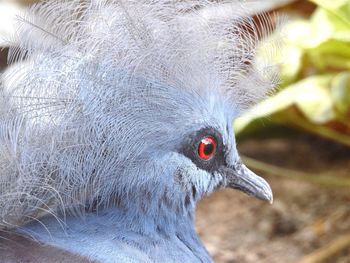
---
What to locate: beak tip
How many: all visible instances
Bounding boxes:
[222,163,274,204]
[252,180,273,204]
[260,189,273,204]
[268,195,273,204]
[263,185,273,204]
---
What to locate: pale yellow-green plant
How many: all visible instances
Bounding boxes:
[235,0,350,146]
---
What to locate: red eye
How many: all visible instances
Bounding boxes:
[198,136,217,160]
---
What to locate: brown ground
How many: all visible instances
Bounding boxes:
[197,133,350,263]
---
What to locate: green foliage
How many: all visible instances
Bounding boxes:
[235,0,350,146]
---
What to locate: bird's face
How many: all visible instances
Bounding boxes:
[141,90,273,209]
[169,124,273,205]
[106,84,272,219]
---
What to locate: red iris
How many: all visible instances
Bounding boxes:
[198,136,217,160]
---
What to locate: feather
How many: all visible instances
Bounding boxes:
[0,0,280,229]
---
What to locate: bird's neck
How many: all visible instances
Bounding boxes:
[22,205,212,262]
[108,190,196,235]
[21,190,212,262]
[93,207,211,262]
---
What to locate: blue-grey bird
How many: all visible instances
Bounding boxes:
[0,0,278,262]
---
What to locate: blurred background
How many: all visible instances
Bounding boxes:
[0,0,349,262]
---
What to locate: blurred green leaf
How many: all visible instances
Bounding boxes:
[331,72,350,114]
[308,40,350,70]
[311,0,349,8]
[310,0,350,29]
[310,8,350,42]
[283,20,326,49]
[278,45,304,84]
[236,0,350,146]
[235,75,335,133]
[293,75,335,123]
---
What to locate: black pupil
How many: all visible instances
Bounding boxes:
[204,142,214,156]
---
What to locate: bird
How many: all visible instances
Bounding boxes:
[0,0,278,262]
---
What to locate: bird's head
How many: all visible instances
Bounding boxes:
[107,83,273,222]
[3,0,279,231]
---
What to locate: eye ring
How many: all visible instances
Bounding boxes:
[198,136,217,161]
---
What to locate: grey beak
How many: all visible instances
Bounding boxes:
[220,162,273,203]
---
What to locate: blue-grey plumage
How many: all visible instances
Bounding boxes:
[0,0,278,262]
